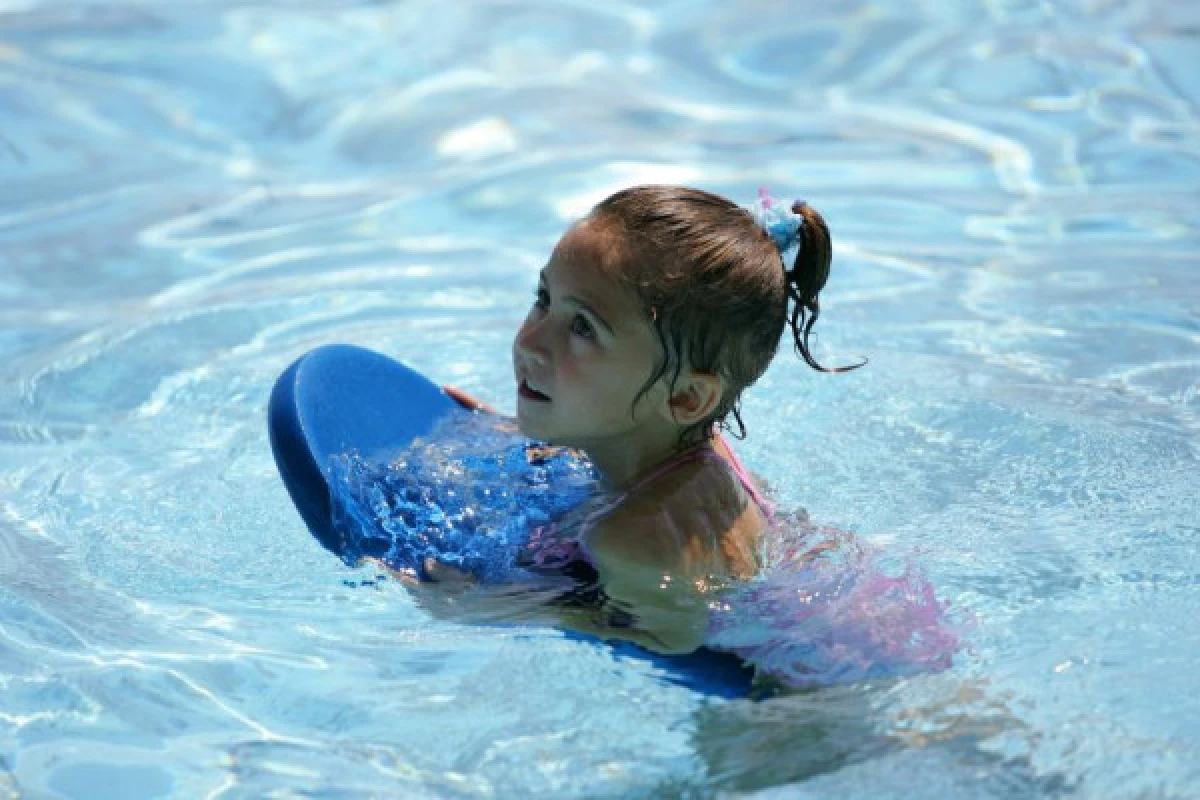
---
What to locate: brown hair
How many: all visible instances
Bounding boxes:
[588,185,860,446]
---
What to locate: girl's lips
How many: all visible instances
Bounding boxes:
[518,379,551,402]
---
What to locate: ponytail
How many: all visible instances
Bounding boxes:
[786,201,865,374]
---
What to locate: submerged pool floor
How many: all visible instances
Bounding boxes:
[0,1,1197,797]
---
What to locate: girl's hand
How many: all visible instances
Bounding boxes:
[421,557,476,584]
[443,384,521,434]
[362,556,476,588]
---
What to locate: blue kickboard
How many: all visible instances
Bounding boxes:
[268,344,457,557]
[268,344,755,697]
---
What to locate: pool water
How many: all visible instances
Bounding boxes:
[1,0,1197,797]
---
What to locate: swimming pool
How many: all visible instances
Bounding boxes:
[1,0,1197,796]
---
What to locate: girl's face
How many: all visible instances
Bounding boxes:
[512,221,669,450]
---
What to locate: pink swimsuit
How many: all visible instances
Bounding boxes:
[520,435,773,571]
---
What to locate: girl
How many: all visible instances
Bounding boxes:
[435,185,852,655]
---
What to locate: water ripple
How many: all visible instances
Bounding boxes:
[2,0,1198,796]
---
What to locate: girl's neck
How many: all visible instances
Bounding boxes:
[583,433,713,493]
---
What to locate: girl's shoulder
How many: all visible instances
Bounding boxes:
[583,453,764,580]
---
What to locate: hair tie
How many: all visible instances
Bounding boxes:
[747,186,803,255]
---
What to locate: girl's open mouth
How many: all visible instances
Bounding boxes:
[519,379,551,402]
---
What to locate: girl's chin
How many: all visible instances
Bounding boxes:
[514,410,549,439]
[516,417,578,450]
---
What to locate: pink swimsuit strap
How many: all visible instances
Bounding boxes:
[522,437,773,570]
[580,442,722,524]
[715,433,776,519]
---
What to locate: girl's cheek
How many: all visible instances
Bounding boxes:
[567,344,604,371]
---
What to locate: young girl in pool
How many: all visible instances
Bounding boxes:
[434,184,853,655]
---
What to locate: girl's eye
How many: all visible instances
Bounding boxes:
[531,288,597,341]
[570,314,596,340]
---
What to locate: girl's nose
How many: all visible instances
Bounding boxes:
[515,321,550,366]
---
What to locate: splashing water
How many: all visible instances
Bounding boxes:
[707,517,960,688]
[329,413,960,687]
[329,412,599,583]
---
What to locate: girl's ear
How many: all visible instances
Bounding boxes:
[667,371,723,425]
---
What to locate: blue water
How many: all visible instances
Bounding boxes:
[1,0,1197,797]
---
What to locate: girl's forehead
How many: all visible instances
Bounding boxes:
[545,222,649,331]
[552,218,627,273]
[547,222,629,291]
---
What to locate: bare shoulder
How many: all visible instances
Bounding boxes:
[584,456,765,581]
[582,499,680,580]
[575,456,770,654]
[579,502,707,654]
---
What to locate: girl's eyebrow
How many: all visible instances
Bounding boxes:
[538,274,616,336]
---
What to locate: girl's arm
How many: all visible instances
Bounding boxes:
[442,385,499,413]
[578,512,711,655]
[373,556,696,653]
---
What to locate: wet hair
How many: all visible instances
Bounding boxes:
[587,185,861,446]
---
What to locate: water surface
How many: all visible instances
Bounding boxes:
[1,0,1197,797]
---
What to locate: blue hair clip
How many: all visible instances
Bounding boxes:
[747,187,803,255]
